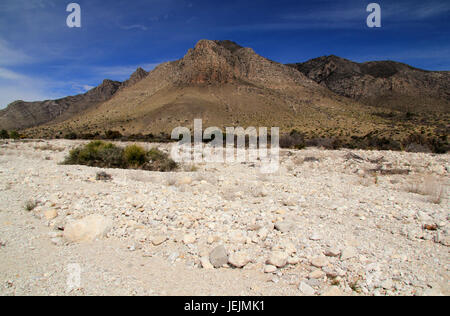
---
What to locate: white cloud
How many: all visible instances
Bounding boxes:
[120,24,149,31]
[0,39,34,66]
[0,67,63,108]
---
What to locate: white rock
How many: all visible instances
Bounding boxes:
[321,286,343,296]
[309,269,326,279]
[64,214,112,243]
[183,234,197,245]
[152,235,168,246]
[264,265,277,273]
[228,252,250,268]
[267,251,288,268]
[200,257,214,270]
[44,209,58,220]
[310,256,329,268]
[340,247,358,261]
[298,281,315,296]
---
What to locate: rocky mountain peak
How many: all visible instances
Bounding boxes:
[120,67,149,90]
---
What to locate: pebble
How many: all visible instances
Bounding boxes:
[310,256,328,268]
[44,209,58,220]
[209,245,228,268]
[309,269,326,279]
[152,236,168,246]
[264,265,277,273]
[298,282,315,296]
[340,247,357,261]
[267,251,288,268]
[183,234,197,245]
[228,251,250,268]
[321,286,343,296]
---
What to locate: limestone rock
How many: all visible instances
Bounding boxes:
[64,214,112,243]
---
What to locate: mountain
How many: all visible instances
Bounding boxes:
[2,40,448,148]
[0,68,148,131]
[288,56,450,112]
[24,40,379,139]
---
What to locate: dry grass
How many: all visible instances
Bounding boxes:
[34,144,65,152]
[406,176,445,204]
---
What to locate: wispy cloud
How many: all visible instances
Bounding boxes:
[0,68,64,108]
[120,24,149,31]
[0,39,34,66]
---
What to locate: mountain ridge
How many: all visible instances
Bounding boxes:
[0,40,448,150]
[287,55,450,112]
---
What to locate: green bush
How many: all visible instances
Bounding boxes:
[124,144,147,166]
[0,130,8,139]
[9,131,20,139]
[64,132,78,140]
[62,141,177,171]
[144,148,178,172]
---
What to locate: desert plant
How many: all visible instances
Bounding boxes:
[124,145,147,167]
[9,131,20,139]
[96,171,112,181]
[62,141,177,172]
[279,130,306,149]
[24,199,37,211]
[0,130,8,139]
[63,141,126,168]
[406,176,445,204]
[104,130,122,140]
[144,148,178,172]
[64,132,78,140]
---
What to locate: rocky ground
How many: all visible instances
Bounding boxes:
[0,139,448,296]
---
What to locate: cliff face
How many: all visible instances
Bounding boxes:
[288,56,450,112]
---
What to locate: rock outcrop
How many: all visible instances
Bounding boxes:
[288,56,450,112]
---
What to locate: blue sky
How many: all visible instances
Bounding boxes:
[0,0,449,108]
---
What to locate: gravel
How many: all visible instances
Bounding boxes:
[0,139,448,296]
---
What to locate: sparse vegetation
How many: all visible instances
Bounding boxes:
[406,176,445,204]
[9,131,20,139]
[62,141,177,172]
[0,130,9,139]
[24,199,37,211]
[96,171,112,181]
[123,144,147,167]
[279,130,306,149]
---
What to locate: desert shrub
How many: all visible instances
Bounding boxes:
[64,132,77,140]
[124,145,147,166]
[144,148,178,172]
[62,141,176,171]
[402,134,448,154]
[279,130,306,149]
[104,130,122,140]
[306,137,341,150]
[9,131,20,139]
[24,199,37,211]
[0,130,8,139]
[96,171,112,181]
[406,176,444,204]
[63,141,126,168]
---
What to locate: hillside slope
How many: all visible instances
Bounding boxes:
[288,56,450,112]
[26,40,381,138]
